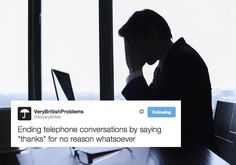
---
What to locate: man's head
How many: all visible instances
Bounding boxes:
[119,9,172,65]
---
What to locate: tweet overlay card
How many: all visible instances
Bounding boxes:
[11,101,181,147]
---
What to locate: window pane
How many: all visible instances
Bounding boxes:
[0,0,28,107]
[113,0,236,105]
[42,0,99,100]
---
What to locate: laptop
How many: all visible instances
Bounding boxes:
[51,69,75,100]
[51,69,150,164]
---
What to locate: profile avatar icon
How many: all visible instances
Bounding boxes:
[18,107,31,120]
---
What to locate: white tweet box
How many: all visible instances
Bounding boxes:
[11,101,181,147]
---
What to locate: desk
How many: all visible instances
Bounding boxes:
[1,147,149,165]
[149,145,229,165]
[0,146,229,165]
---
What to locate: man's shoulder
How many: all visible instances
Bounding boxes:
[167,39,206,68]
[172,39,199,59]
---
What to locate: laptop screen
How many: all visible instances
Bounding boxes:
[51,69,75,100]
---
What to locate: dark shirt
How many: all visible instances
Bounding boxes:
[122,38,214,149]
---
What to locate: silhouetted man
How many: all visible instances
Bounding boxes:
[119,9,214,149]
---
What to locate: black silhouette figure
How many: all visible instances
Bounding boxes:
[119,9,214,150]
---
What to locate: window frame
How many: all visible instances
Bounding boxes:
[28,0,114,101]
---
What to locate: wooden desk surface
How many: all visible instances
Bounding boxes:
[149,145,229,165]
[0,146,229,165]
[1,147,149,165]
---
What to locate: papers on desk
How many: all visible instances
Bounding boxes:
[30,147,150,165]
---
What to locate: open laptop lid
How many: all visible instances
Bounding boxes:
[51,69,75,100]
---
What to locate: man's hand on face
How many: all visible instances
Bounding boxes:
[124,37,147,73]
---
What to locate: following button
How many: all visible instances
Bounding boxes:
[148,107,176,117]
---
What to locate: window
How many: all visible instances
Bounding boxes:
[42,0,99,100]
[0,0,28,107]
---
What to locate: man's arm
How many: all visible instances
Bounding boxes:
[122,76,154,100]
[122,53,186,100]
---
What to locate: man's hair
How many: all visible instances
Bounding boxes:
[119,9,172,41]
